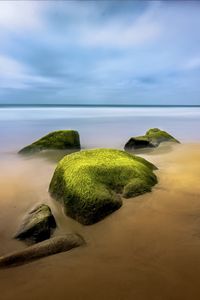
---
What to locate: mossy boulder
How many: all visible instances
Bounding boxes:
[125,128,180,150]
[15,204,56,244]
[19,130,80,155]
[49,149,157,225]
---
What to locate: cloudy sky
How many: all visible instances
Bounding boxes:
[0,0,200,105]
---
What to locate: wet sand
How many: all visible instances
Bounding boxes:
[1,143,200,300]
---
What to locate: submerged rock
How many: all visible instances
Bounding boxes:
[49,148,157,225]
[15,204,56,244]
[18,130,80,155]
[125,128,180,150]
[0,234,85,268]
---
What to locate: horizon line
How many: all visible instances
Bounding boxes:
[0,104,200,108]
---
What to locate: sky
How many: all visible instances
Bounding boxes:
[0,0,200,105]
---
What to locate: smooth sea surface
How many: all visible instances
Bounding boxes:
[0,106,200,153]
[1,106,200,300]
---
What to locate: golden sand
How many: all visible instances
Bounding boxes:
[0,143,200,300]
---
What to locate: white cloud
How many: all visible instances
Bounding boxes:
[0,54,58,89]
[76,2,161,48]
[0,55,26,75]
[0,1,44,32]
[79,20,159,48]
[183,57,200,70]
[0,55,29,88]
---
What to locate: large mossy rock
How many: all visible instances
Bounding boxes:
[19,130,80,155]
[125,128,180,150]
[15,204,56,244]
[49,149,157,225]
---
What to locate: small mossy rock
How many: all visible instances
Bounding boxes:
[15,204,56,244]
[145,128,180,145]
[18,130,80,155]
[125,128,180,150]
[49,149,157,225]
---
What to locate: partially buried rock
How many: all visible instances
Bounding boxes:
[0,234,85,268]
[18,130,80,155]
[125,128,180,150]
[15,204,56,244]
[49,148,157,225]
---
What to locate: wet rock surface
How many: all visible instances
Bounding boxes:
[125,128,180,150]
[15,204,56,244]
[0,234,85,268]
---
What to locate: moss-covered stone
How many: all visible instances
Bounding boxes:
[18,130,80,155]
[49,149,157,225]
[125,128,180,150]
[15,204,56,244]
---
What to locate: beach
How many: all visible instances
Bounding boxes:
[0,107,200,300]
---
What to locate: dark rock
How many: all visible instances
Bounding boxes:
[15,204,56,244]
[125,128,180,150]
[0,234,85,268]
[124,137,155,150]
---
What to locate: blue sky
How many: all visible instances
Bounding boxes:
[0,0,200,105]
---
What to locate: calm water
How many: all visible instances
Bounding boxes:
[1,106,200,300]
[0,106,200,153]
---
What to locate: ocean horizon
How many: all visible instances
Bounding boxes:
[0,104,200,107]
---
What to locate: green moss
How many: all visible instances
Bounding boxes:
[125,128,180,150]
[123,178,152,198]
[19,130,80,155]
[145,128,180,145]
[49,149,157,225]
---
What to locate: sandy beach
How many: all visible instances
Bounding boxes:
[0,143,200,300]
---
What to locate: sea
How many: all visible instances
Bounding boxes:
[0,105,200,153]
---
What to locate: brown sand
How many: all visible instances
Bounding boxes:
[0,143,200,300]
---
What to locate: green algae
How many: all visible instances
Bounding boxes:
[18,130,80,155]
[49,148,157,225]
[145,128,180,145]
[123,178,152,198]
